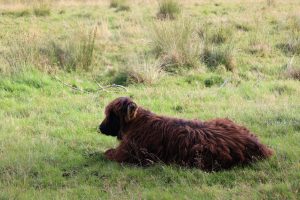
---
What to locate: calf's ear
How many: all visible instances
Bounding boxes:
[126,102,138,122]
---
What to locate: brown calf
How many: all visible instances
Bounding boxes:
[99,97,273,171]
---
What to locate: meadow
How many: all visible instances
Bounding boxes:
[0,0,299,199]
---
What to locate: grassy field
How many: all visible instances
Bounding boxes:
[0,0,300,199]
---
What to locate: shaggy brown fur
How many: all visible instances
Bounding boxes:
[99,97,273,171]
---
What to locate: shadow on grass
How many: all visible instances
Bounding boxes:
[59,149,281,189]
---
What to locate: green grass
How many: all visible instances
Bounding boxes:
[0,70,299,199]
[0,0,300,199]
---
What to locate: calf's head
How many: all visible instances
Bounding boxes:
[99,97,138,140]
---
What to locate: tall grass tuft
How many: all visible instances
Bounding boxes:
[113,54,164,85]
[283,56,300,80]
[210,27,233,44]
[0,1,51,18]
[127,54,164,84]
[110,0,125,8]
[33,6,50,17]
[285,67,300,80]
[1,32,39,74]
[151,18,200,71]
[32,1,51,16]
[40,26,97,72]
[157,0,181,20]
[201,44,236,72]
[110,0,130,11]
[278,16,300,55]
[267,0,276,7]
[285,34,300,55]
[1,26,98,74]
[77,27,97,71]
[0,9,31,17]
[198,24,233,45]
[198,23,236,71]
[247,33,271,57]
